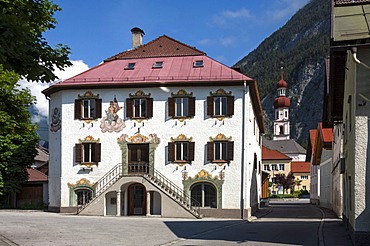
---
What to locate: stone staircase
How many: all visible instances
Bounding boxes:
[77,163,202,219]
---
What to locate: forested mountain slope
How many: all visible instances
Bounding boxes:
[235,0,330,146]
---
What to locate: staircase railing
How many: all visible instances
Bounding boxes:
[145,166,201,218]
[77,163,122,214]
[77,163,201,218]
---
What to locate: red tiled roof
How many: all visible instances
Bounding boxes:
[309,129,317,153]
[262,146,292,160]
[291,161,310,173]
[27,168,48,182]
[319,123,333,147]
[105,35,206,61]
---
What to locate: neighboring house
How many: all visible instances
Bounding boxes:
[261,146,292,195]
[290,161,310,192]
[311,123,333,209]
[331,124,344,218]
[14,168,48,208]
[323,0,370,244]
[42,28,265,219]
[306,129,320,205]
[263,138,306,162]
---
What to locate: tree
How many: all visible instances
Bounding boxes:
[295,179,302,190]
[0,0,71,82]
[0,66,39,204]
[274,172,296,195]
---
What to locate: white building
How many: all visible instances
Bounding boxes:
[323,1,370,243]
[42,28,265,219]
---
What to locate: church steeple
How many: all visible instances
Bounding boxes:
[273,67,290,140]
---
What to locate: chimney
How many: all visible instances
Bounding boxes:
[131,27,145,48]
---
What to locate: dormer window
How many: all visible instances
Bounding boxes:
[125,63,136,70]
[153,62,163,68]
[194,60,203,67]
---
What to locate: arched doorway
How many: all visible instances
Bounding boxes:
[191,182,217,208]
[128,183,146,215]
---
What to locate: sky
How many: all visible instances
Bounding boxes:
[19,0,310,140]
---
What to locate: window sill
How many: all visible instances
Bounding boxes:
[211,160,229,166]
[172,161,190,166]
[79,162,98,168]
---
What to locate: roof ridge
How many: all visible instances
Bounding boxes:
[104,35,206,62]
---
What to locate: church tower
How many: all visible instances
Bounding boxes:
[273,67,290,140]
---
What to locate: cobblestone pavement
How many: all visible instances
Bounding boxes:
[0,201,353,246]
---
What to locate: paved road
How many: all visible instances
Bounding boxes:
[0,200,352,246]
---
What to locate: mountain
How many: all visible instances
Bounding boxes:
[234,0,331,147]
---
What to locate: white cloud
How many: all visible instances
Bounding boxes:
[220,37,236,47]
[266,0,309,21]
[222,8,252,19]
[212,7,254,27]
[18,60,89,123]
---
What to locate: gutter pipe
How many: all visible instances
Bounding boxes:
[352,47,370,71]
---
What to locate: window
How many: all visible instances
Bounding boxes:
[153,61,163,68]
[191,183,216,208]
[168,135,194,164]
[300,176,308,180]
[194,60,203,67]
[302,185,307,190]
[74,92,102,120]
[264,164,270,171]
[279,164,285,171]
[76,189,92,205]
[207,134,233,163]
[207,89,234,117]
[168,90,195,118]
[125,63,136,70]
[279,125,284,135]
[126,91,153,119]
[271,164,278,171]
[75,136,101,164]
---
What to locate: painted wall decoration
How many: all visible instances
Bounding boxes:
[50,107,61,132]
[100,96,125,133]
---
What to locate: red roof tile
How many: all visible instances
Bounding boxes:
[319,123,333,147]
[262,146,292,160]
[291,161,310,173]
[309,129,317,153]
[27,168,48,182]
[105,35,206,61]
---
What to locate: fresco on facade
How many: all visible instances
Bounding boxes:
[50,107,61,132]
[100,97,125,133]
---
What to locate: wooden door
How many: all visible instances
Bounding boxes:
[128,144,149,174]
[128,183,146,215]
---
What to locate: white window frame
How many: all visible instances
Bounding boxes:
[175,142,189,161]
[175,98,189,117]
[271,164,278,171]
[214,141,227,161]
[214,97,227,116]
[134,99,146,118]
[279,164,285,171]
[82,99,95,118]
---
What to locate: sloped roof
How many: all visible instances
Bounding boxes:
[319,123,333,149]
[263,138,306,155]
[262,146,292,160]
[309,129,317,153]
[291,161,310,173]
[27,168,48,182]
[35,147,49,163]
[105,35,206,61]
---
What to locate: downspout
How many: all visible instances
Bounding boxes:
[352,47,370,71]
[240,81,247,219]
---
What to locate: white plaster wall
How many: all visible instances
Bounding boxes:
[331,124,343,218]
[48,92,63,208]
[320,149,332,209]
[51,85,262,210]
